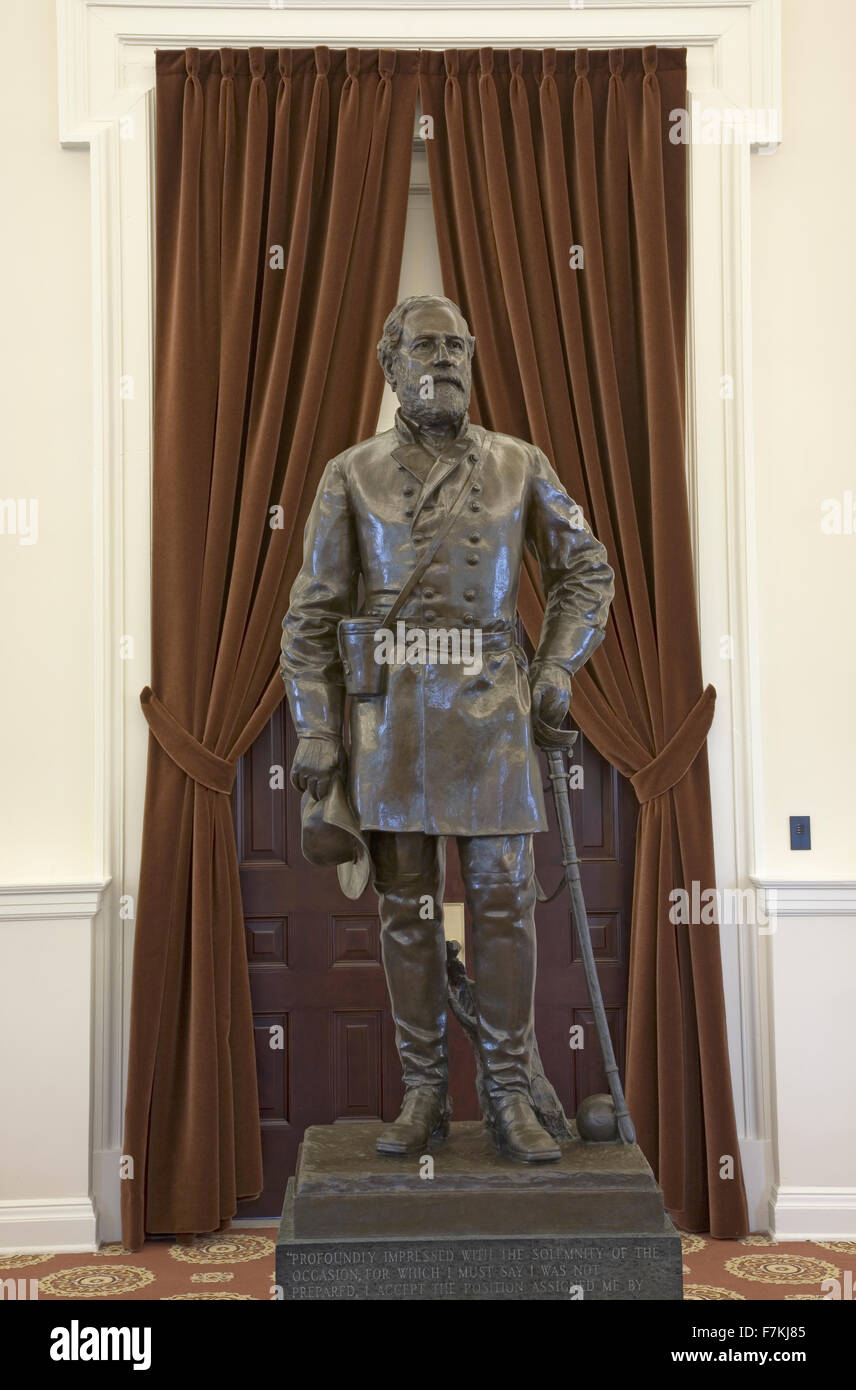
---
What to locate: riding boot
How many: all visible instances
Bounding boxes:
[458,833,560,1162]
[370,832,450,1152]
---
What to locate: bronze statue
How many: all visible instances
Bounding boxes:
[280,296,614,1163]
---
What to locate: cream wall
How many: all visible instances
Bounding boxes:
[752,0,856,877]
[750,0,856,1228]
[0,1,98,1250]
[0,0,95,881]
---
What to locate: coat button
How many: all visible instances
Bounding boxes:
[469,532,481,544]
[468,452,478,463]
[463,588,476,601]
[423,587,435,599]
[472,482,482,492]
[463,613,475,624]
[403,485,415,496]
[466,553,479,566]
[404,508,414,517]
[470,501,481,512]
[424,610,437,622]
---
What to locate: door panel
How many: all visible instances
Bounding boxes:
[236,699,637,1217]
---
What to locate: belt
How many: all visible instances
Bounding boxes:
[365,616,519,659]
[373,621,516,649]
[478,629,517,653]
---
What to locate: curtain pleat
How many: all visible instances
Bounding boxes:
[122,46,419,1249]
[420,46,748,1237]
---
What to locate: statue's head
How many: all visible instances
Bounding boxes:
[377,295,474,429]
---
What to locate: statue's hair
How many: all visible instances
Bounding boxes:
[377,295,474,382]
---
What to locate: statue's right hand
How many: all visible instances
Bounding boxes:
[290,737,343,801]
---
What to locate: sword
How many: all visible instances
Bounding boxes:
[534,713,637,1145]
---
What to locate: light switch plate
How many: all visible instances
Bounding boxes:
[789,816,811,851]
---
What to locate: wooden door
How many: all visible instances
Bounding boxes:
[235,699,637,1217]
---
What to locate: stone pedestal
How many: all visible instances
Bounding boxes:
[276,1121,683,1300]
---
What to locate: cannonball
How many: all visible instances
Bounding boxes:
[576,1093,618,1142]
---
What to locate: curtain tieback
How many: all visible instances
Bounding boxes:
[140,687,236,794]
[630,685,716,803]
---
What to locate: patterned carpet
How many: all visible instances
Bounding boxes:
[2,1230,854,1300]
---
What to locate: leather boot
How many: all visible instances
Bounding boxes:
[491,1092,561,1163]
[371,832,450,1092]
[376,1085,452,1155]
[458,834,538,1096]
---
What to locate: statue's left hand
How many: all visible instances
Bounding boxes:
[530,662,572,731]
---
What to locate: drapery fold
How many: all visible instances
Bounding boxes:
[419,46,748,1236]
[121,46,419,1249]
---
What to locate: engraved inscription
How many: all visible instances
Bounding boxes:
[278,1240,670,1300]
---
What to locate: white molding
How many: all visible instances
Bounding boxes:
[57,1,782,147]
[0,881,110,921]
[92,1149,123,1245]
[738,1136,775,1234]
[54,0,783,1239]
[0,1199,97,1255]
[686,90,771,1186]
[752,880,856,917]
[770,1186,856,1242]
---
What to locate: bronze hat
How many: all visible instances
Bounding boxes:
[300,774,372,900]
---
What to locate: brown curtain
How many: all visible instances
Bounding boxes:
[121,45,419,1249]
[420,46,748,1237]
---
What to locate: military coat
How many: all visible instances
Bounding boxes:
[280,411,614,835]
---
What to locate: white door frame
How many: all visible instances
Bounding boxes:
[56,0,782,1240]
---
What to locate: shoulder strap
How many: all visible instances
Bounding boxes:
[384,437,490,628]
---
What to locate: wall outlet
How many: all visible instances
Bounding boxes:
[789,816,811,851]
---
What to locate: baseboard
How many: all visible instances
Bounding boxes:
[0,1198,97,1254]
[770,1185,856,1240]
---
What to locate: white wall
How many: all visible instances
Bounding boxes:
[0,911,96,1250]
[767,917,856,1237]
[751,0,856,1232]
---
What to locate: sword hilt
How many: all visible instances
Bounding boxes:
[534,716,579,751]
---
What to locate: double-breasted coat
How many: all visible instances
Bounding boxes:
[280,411,614,836]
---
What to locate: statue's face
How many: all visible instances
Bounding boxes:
[390,302,473,428]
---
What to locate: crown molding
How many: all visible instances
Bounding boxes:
[57,0,782,149]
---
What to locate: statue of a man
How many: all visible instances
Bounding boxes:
[280,296,614,1163]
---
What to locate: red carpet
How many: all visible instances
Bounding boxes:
[2,1230,854,1300]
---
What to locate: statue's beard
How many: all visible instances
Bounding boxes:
[397,376,469,428]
